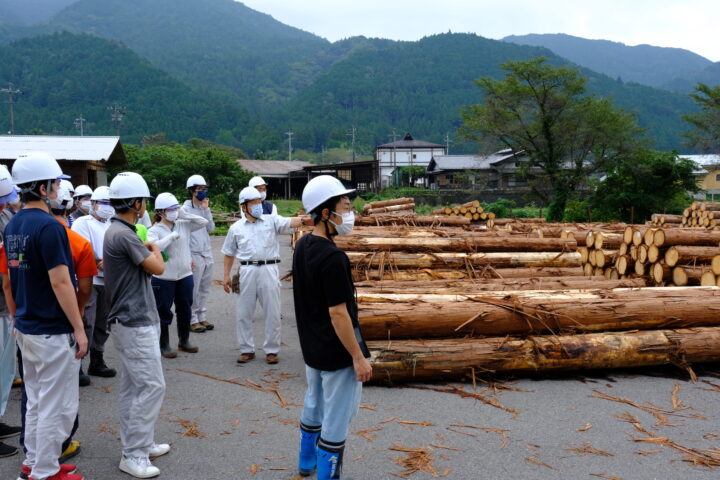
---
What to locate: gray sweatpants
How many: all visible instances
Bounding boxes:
[83,284,110,352]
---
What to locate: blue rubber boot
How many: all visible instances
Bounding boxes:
[298,424,321,476]
[317,439,345,480]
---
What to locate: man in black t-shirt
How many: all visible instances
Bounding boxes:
[293,175,372,480]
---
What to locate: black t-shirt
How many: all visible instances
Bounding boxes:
[293,233,369,371]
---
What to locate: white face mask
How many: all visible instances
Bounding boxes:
[80,200,91,213]
[329,211,355,236]
[95,204,115,220]
[259,191,267,201]
[164,210,179,222]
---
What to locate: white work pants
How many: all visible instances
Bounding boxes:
[0,314,15,417]
[191,253,213,325]
[16,331,79,480]
[112,323,166,458]
[235,264,281,354]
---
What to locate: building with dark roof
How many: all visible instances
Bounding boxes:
[374,133,446,187]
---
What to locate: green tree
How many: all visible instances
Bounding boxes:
[114,144,252,211]
[589,150,698,222]
[460,57,644,221]
[683,83,720,153]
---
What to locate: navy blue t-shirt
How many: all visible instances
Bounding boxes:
[5,208,76,335]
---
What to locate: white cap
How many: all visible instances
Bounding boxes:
[186,174,208,189]
[74,184,93,198]
[90,185,111,202]
[238,186,262,205]
[249,176,266,188]
[155,192,180,210]
[0,165,18,204]
[109,172,152,200]
[302,175,355,213]
[11,151,69,186]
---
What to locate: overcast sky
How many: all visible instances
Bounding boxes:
[239,0,719,62]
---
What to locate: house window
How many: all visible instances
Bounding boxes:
[715,173,720,182]
[412,154,417,159]
[337,170,352,181]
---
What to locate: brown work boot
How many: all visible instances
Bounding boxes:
[237,352,255,363]
[266,353,279,364]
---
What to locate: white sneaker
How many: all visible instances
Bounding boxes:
[149,443,170,459]
[119,454,160,478]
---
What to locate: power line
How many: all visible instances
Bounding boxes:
[108,104,125,136]
[1,82,22,134]
[74,114,86,136]
[347,126,357,162]
[444,132,452,154]
[285,129,294,162]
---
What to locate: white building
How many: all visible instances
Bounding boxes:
[374,133,446,187]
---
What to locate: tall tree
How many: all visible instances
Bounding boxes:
[461,57,644,220]
[683,83,720,153]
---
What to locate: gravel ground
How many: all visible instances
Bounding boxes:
[2,235,720,480]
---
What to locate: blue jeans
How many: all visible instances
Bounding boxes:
[300,365,362,443]
[151,276,194,327]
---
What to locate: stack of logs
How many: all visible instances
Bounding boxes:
[357,197,473,227]
[579,225,720,287]
[648,201,720,229]
[431,200,496,225]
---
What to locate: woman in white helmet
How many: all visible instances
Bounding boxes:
[71,186,117,379]
[292,175,372,480]
[103,172,169,479]
[248,176,278,215]
[221,186,311,365]
[2,151,88,480]
[148,192,208,358]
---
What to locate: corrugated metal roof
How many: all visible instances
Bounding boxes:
[237,159,313,177]
[0,135,122,161]
[428,151,518,171]
[376,132,445,150]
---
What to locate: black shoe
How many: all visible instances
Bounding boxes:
[178,341,198,353]
[0,422,21,439]
[0,441,18,458]
[88,350,117,378]
[161,344,178,359]
[79,367,91,387]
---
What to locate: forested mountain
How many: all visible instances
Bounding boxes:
[281,34,694,153]
[0,0,78,25]
[504,33,716,91]
[0,32,249,144]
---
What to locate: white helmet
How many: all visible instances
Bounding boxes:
[186,174,208,189]
[109,172,152,200]
[155,192,180,210]
[11,151,69,186]
[238,186,262,205]
[74,184,93,198]
[248,176,266,188]
[0,165,18,204]
[49,179,74,210]
[90,185,111,202]
[302,175,355,213]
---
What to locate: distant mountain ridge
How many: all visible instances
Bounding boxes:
[503,33,720,92]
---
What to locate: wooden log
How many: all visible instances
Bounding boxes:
[672,266,714,286]
[615,255,632,275]
[653,229,720,247]
[714,255,720,275]
[635,260,646,276]
[618,242,628,256]
[630,244,638,261]
[365,203,416,215]
[664,246,720,267]
[643,228,657,246]
[623,226,634,244]
[336,236,577,253]
[632,229,644,246]
[355,277,647,293]
[355,215,470,226]
[700,202,720,211]
[651,262,672,284]
[638,244,649,264]
[593,233,623,250]
[352,266,585,282]
[347,251,582,269]
[368,327,720,382]
[583,263,594,276]
[363,197,414,212]
[359,287,720,340]
[594,250,617,268]
[647,244,661,264]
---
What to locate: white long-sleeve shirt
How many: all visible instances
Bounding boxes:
[148,209,208,281]
[182,199,215,258]
[70,213,110,285]
[221,215,293,261]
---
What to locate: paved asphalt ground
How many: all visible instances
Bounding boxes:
[2,235,720,480]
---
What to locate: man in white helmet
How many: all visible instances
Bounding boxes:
[68,185,93,227]
[104,172,169,478]
[181,175,215,333]
[71,186,117,379]
[222,186,311,364]
[248,176,278,216]
[3,151,88,480]
[292,175,371,480]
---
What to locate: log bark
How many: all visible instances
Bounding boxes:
[664,246,720,267]
[352,266,586,281]
[653,229,720,247]
[363,197,414,212]
[336,236,576,253]
[358,287,720,340]
[355,277,646,293]
[368,327,720,382]
[593,233,623,250]
[355,215,470,226]
[365,203,415,215]
[347,251,582,269]
[651,262,672,284]
[672,266,714,286]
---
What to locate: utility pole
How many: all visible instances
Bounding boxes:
[285,130,294,162]
[444,132,452,154]
[74,114,86,136]
[347,126,357,162]
[388,128,399,169]
[1,82,22,134]
[108,104,125,136]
